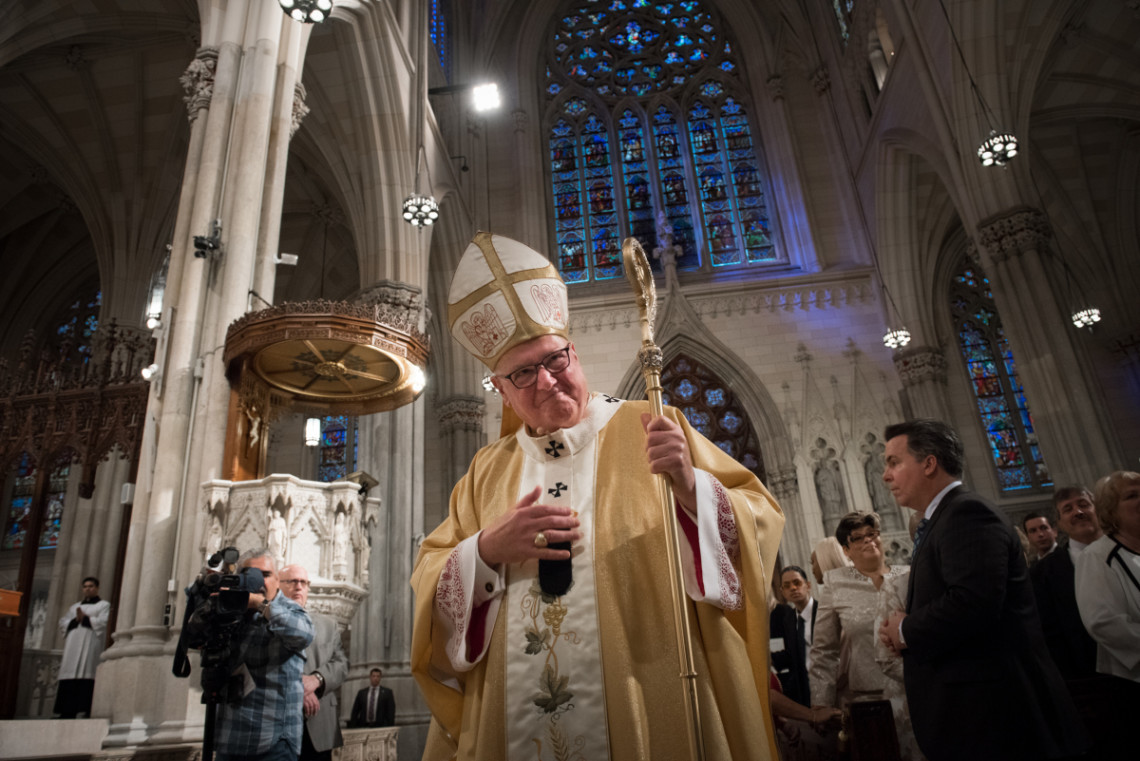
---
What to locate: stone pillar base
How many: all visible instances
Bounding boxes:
[0,719,109,759]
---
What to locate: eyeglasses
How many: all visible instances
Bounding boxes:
[280,579,310,588]
[497,345,572,389]
[847,530,881,545]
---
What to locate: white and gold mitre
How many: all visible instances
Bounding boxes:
[447,232,569,370]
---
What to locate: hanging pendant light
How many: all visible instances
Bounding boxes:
[1070,307,1102,329]
[882,328,912,349]
[402,194,440,227]
[977,131,1019,168]
[280,0,333,24]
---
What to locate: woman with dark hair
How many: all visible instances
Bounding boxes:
[809,511,917,756]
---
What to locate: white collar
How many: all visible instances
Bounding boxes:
[516,392,624,460]
[924,480,963,520]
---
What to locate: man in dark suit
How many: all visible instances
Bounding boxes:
[281,564,349,761]
[348,668,395,728]
[1030,487,1102,680]
[769,565,816,706]
[877,420,1088,761]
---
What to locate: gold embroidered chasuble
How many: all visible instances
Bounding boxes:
[411,396,784,760]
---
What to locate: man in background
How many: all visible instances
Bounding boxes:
[54,576,111,718]
[348,668,395,728]
[1023,511,1058,564]
[280,564,348,761]
[1031,487,1102,680]
[769,566,815,706]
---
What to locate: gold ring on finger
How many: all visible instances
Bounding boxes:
[533,531,548,548]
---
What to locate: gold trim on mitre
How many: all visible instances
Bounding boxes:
[447,232,569,370]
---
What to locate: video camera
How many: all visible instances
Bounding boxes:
[172,547,266,704]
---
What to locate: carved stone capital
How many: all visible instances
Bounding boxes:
[811,64,831,94]
[438,395,485,434]
[353,280,430,334]
[768,467,799,500]
[977,207,1051,264]
[291,82,310,138]
[513,109,528,133]
[180,48,218,123]
[766,75,785,101]
[892,345,948,388]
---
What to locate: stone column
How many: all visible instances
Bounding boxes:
[436,395,485,520]
[768,466,810,567]
[346,281,428,757]
[94,3,311,748]
[892,345,952,423]
[977,208,1119,486]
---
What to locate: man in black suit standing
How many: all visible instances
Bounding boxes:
[769,566,816,706]
[348,668,395,728]
[1030,487,1102,680]
[877,419,1088,761]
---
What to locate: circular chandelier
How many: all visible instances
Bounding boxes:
[1070,307,1101,329]
[280,0,333,24]
[977,131,1018,167]
[882,328,912,349]
[402,194,439,227]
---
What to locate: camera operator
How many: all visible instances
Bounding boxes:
[213,549,314,761]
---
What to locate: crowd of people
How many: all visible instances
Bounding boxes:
[769,422,1138,761]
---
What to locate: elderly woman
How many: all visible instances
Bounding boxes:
[810,536,852,584]
[1075,470,1140,683]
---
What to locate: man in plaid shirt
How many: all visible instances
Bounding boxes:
[214,549,314,761]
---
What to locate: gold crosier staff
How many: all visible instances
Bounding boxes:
[622,236,705,761]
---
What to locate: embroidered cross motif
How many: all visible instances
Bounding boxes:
[548,482,568,498]
[602,394,621,403]
[545,440,565,458]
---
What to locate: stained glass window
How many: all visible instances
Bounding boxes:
[318,415,358,482]
[430,0,451,81]
[661,354,765,481]
[550,110,622,282]
[2,454,69,551]
[546,0,778,282]
[950,263,1050,491]
[52,288,101,363]
[833,0,855,42]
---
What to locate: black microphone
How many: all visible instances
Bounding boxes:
[539,542,573,597]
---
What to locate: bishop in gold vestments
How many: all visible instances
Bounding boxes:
[411,233,784,760]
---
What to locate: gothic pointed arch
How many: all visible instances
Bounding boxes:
[614,299,793,473]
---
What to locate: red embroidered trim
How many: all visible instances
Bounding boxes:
[436,550,467,641]
[713,479,742,610]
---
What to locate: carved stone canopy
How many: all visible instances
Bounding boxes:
[223,300,429,418]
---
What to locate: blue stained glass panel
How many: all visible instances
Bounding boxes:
[951,261,1049,491]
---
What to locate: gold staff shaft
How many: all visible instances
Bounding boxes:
[622,236,705,761]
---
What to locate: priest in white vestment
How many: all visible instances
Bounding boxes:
[411,232,785,760]
[55,576,111,718]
